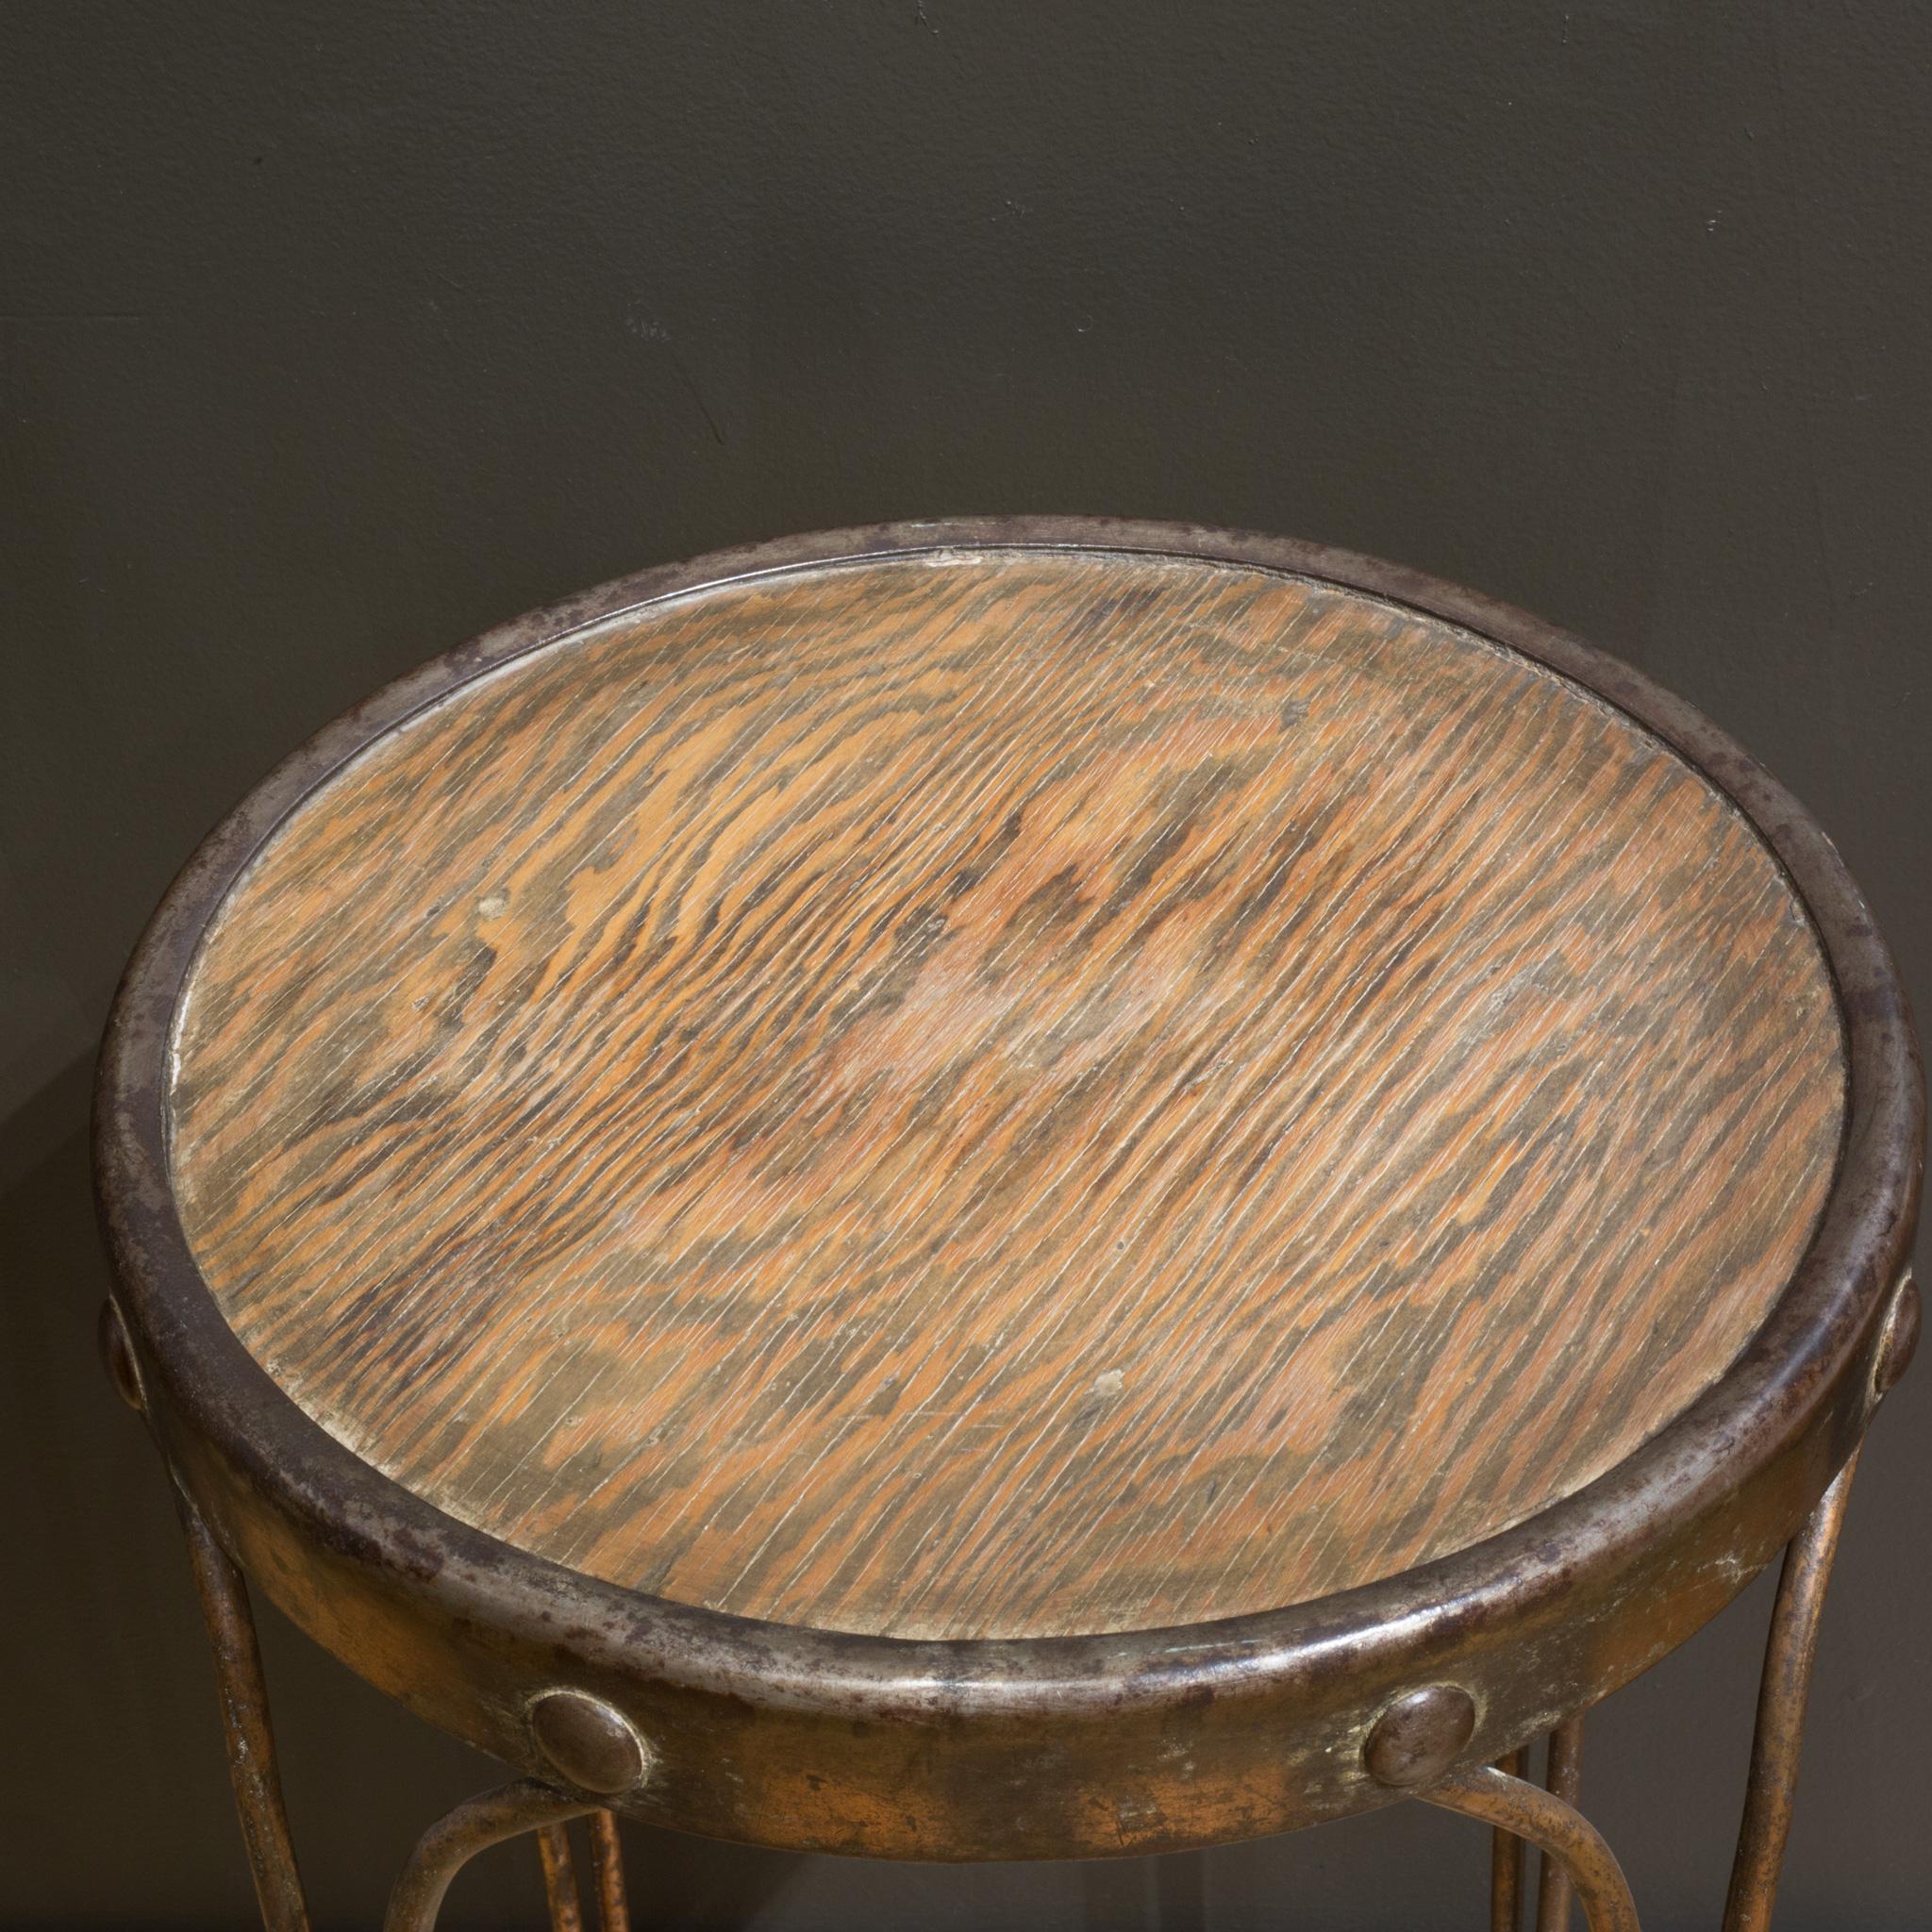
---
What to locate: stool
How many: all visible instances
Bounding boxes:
[95,520,1924,1930]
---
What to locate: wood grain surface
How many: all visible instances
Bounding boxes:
[166,550,1846,1640]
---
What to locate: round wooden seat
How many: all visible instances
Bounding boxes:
[99,521,1918,1859]
[169,543,1842,1643]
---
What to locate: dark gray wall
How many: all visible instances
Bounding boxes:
[3,4,1925,1926]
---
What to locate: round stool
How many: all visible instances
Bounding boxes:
[95,521,1923,1931]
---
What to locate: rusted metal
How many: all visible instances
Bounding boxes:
[537,1823,584,1932]
[588,1812,632,1932]
[1491,1749,1526,1932]
[1537,1717,1587,1931]
[1423,1761,1639,1932]
[97,1298,144,1412]
[92,519,1925,1859]
[178,1502,310,1932]
[529,1690,650,1795]
[1363,1683,1478,1786]
[1721,1449,1862,1932]
[1874,1269,1920,1394]
[383,1780,600,1932]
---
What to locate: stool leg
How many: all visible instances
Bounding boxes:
[1491,1749,1526,1932]
[538,1821,585,1931]
[178,1502,311,1932]
[175,1496,630,1932]
[1537,1716,1587,1931]
[1722,1449,1861,1932]
[1421,1762,1640,1932]
[384,1779,601,1932]
[588,1810,633,1932]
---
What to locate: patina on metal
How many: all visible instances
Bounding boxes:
[529,1692,651,1797]
[1423,1761,1640,1932]
[177,1502,309,1932]
[1874,1269,1920,1395]
[587,1812,632,1932]
[1491,1748,1527,1932]
[97,1297,143,1415]
[382,1780,602,1932]
[1363,1684,1479,1788]
[92,522,1924,1907]
[536,1824,583,1932]
[1537,1716,1588,1931]
[1721,1451,1863,1932]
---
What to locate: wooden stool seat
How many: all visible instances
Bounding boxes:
[168,545,1841,1641]
[100,521,1918,1864]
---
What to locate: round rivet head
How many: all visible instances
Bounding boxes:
[1363,1684,1477,1787]
[1874,1271,1920,1396]
[97,1300,145,1413]
[529,1690,648,1794]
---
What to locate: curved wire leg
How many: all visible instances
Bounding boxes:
[1489,1717,1587,1932]
[1722,1448,1861,1932]
[1422,1763,1641,1932]
[178,1503,312,1932]
[383,1780,602,1932]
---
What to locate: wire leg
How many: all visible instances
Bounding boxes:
[1537,1716,1587,1931]
[539,1821,586,1931]
[1491,1749,1526,1932]
[383,1780,603,1932]
[179,1503,312,1932]
[588,1811,633,1932]
[1422,1762,1640,1932]
[1721,1449,1861,1932]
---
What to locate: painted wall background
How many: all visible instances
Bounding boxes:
[3,5,1925,1926]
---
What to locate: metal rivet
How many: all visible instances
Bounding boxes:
[1363,1684,1477,1787]
[1874,1270,1920,1396]
[98,1300,145,1413]
[529,1690,648,1794]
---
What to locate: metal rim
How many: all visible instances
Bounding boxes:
[93,516,1924,1723]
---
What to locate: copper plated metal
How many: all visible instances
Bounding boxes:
[382,1781,601,1932]
[178,1502,310,1932]
[588,1813,633,1932]
[1491,1749,1527,1932]
[1422,1763,1640,1932]
[1721,1451,1862,1932]
[537,1824,584,1932]
[1538,1717,1588,1931]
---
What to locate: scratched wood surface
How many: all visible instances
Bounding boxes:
[166,550,1846,1641]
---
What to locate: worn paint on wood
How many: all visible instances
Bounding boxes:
[165,550,1846,1641]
